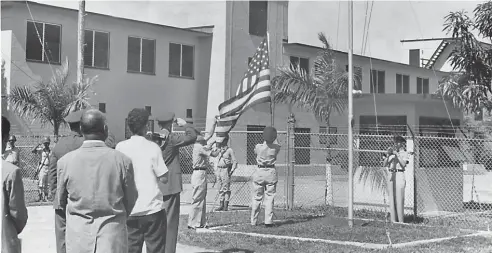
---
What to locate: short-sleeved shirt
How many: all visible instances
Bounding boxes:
[217,147,236,168]
[36,148,51,169]
[2,146,19,164]
[116,135,169,216]
[192,143,212,169]
[388,150,409,171]
[255,142,281,166]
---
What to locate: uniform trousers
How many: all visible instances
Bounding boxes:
[163,193,180,253]
[251,167,277,225]
[188,169,207,228]
[387,171,406,223]
[127,209,167,253]
[54,209,66,253]
[216,167,231,202]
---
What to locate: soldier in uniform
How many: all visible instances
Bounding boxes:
[251,126,281,227]
[156,112,197,253]
[32,136,52,201]
[3,135,20,166]
[48,109,86,253]
[383,135,409,223]
[188,117,220,229]
[215,135,238,212]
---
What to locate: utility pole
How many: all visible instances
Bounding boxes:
[77,0,85,85]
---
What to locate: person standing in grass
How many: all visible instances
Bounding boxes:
[214,135,238,212]
[251,126,281,227]
[383,135,409,223]
[188,117,220,229]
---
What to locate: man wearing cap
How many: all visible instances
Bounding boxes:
[32,136,52,202]
[251,126,281,227]
[383,135,409,223]
[3,135,20,166]
[48,109,85,253]
[215,136,238,212]
[156,112,197,253]
[188,116,220,229]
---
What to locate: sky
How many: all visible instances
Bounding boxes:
[32,0,481,67]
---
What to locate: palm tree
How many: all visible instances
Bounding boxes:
[273,32,364,203]
[8,58,97,141]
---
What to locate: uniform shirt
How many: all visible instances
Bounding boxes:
[116,136,168,216]
[255,142,281,166]
[2,145,19,165]
[388,149,409,171]
[2,160,28,253]
[35,147,51,170]
[192,143,213,169]
[217,147,237,168]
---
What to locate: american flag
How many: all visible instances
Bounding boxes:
[214,38,272,143]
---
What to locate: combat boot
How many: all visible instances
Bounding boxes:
[216,200,224,211]
[224,201,229,211]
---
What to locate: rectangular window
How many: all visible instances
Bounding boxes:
[396,74,410,94]
[145,106,151,115]
[249,1,268,36]
[294,128,311,165]
[98,103,106,113]
[127,36,155,74]
[247,125,266,165]
[186,109,192,118]
[417,77,430,94]
[370,69,385,94]
[319,126,327,145]
[26,21,61,64]
[169,43,194,78]
[346,65,363,90]
[290,56,309,74]
[84,30,109,69]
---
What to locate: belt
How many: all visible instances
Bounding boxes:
[217,166,229,169]
[193,167,207,171]
[258,164,275,168]
[389,169,405,173]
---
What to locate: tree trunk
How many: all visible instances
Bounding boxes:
[53,122,60,143]
[325,116,334,205]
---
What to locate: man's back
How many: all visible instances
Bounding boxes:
[2,160,28,253]
[57,141,137,253]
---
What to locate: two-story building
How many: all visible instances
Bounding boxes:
[1,1,463,165]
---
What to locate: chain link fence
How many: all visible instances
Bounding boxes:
[11,129,492,230]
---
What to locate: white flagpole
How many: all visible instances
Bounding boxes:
[267,31,274,127]
[348,0,354,228]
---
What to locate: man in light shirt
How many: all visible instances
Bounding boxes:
[116,108,169,253]
[3,135,20,166]
[251,126,281,227]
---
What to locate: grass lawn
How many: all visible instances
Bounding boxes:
[177,206,492,253]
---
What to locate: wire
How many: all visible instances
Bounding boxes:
[1,52,39,82]
[25,1,56,78]
[362,1,374,55]
[361,0,369,54]
[336,1,341,49]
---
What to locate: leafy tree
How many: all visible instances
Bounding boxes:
[435,1,492,114]
[8,58,96,141]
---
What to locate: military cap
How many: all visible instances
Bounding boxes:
[42,136,51,144]
[8,135,16,142]
[263,126,277,143]
[393,135,406,144]
[64,109,86,123]
[156,112,175,123]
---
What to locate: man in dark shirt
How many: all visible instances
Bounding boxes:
[156,112,197,253]
[48,109,85,253]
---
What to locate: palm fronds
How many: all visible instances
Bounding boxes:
[357,166,388,193]
[7,57,97,138]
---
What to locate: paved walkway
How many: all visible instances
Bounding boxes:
[20,205,217,253]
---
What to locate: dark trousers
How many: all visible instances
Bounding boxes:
[127,209,167,253]
[54,209,66,253]
[163,193,180,253]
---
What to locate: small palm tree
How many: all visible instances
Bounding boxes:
[8,58,97,141]
[274,32,362,130]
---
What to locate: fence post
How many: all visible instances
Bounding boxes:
[286,113,296,210]
[325,164,333,206]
